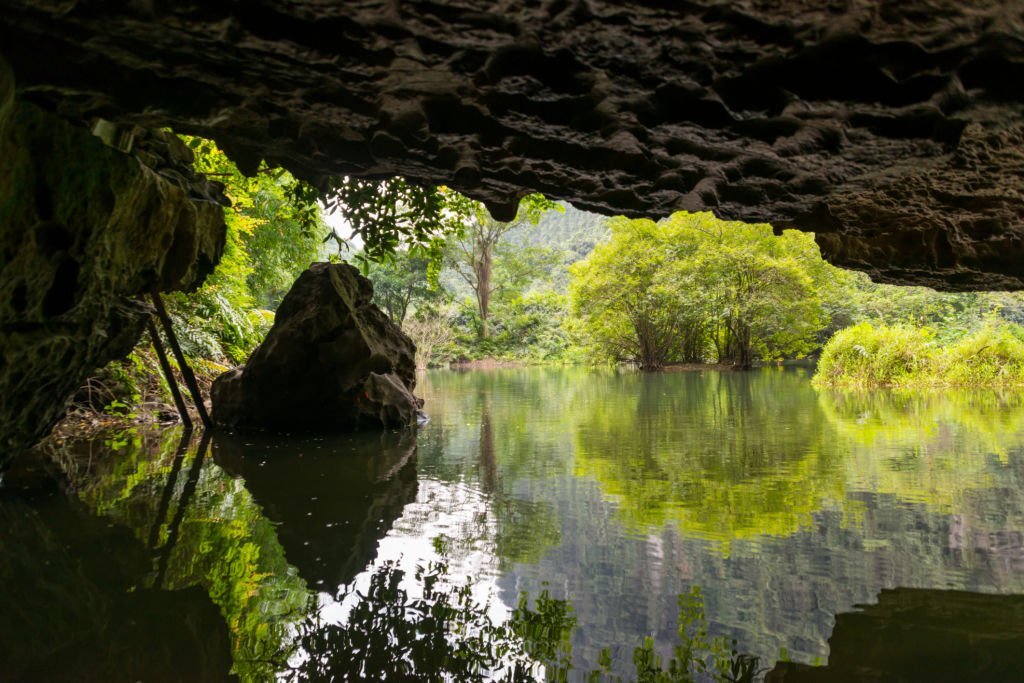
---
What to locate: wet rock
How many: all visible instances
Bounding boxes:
[211,262,421,432]
[0,58,227,463]
[1,2,1022,288]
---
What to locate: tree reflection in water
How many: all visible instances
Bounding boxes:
[288,553,761,683]
[43,426,309,680]
[0,441,234,682]
[23,366,1024,681]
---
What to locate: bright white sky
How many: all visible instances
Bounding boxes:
[321,202,359,250]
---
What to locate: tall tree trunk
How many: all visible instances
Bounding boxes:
[731,322,752,369]
[476,245,492,339]
[397,294,410,325]
[634,312,662,371]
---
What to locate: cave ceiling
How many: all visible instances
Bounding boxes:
[1,0,1022,289]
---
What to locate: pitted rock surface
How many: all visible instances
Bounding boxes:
[0,58,227,459]
[210,263,422,432]
[2,1,1022,289]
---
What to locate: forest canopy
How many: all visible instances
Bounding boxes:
[569,214,827,369]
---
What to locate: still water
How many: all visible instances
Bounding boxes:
[4,367,1024,680]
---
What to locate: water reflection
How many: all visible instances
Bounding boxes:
[0,451,233,682]
[571,369,844,544]
[38,428,308,680]
[416,368,1024,672]
[766,589,1024,682]
[819,389,1024,510]
[5,367,1024,680]
[212,430,418,588]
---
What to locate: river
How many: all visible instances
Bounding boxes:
[4,367,1024,681]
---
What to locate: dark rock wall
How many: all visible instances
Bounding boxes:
[0,59,226,459]
[0,1,1021,288]
[765,589,1024,682]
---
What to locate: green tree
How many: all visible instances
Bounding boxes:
[244,178,325,308]
[673,217,825,368]
[364,250,441,324]
[570,217,705,369]
[166,136,329,362]
[570,213,826,369]
[289,176,459,264]
[446,193,562,339]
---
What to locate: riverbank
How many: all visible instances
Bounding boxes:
[662,362,737,372]
[814,321,1024,388]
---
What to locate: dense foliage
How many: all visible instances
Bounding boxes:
[564,212,1024,374]
[814,320,1024,387]
[290,175,457,264]
[360,199,600,367]
[290,556,575,682]
[362,250,436,324]
[170,137,327,362]
[445,193,562,339]
[570,214,829,369]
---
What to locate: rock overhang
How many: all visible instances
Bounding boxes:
[0,0,1022,290]
[0,55,228,457]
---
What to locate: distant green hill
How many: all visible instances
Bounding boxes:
[504,202,610,293]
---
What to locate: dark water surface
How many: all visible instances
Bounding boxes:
[4,367,1024,681]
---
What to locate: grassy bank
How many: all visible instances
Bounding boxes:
[813,321,1024,388]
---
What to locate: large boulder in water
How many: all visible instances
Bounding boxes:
[211,262,421,431]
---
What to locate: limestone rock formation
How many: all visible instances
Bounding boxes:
[1,1,1022,288]
[0,59,227,460]
[211,262,421,432]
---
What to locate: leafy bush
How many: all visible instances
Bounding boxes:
[440,293,581,364]
[942,323,1024,386]
[814,323,936,387]
[814,321,1024,387]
